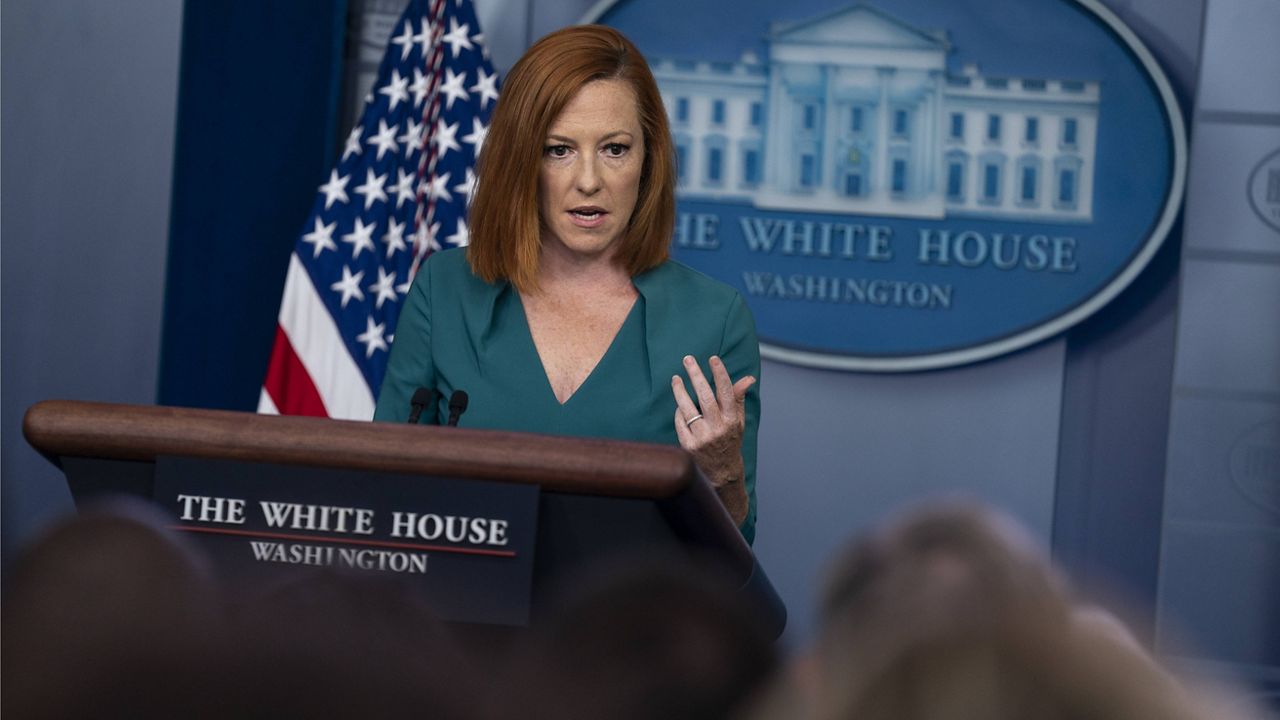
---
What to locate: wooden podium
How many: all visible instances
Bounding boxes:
[23,400,786,636]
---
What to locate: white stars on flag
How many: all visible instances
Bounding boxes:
[413,18,435,56]
[432,119,461,159]
[318,170,350,209]
[379,69,410,111]
[440,68,470,110]
[415,220,442,255]
[366,119,399,160]
[441,17,473,58]
[342,127,363,161]
[382,217,407,259]
[331,265,366,308]
[410,68,431,107]
[470,68,499,109]
[446,218,470,247]
[302,218,337,257]
[398,118,425,157]
[454,168,477,204]
[428,171,453,204]
[391,169,417,208]
[461,117,488,155]
[354,168,389,210]
[390,23,415,61]
[368,267,399,309]
[356,316,388,357]
[342,218,377,259]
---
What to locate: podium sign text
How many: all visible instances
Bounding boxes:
[154,456,540,625]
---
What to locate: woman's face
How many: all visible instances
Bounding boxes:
[538,79,645,264]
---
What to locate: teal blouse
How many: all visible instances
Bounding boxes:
[373,248,760,543]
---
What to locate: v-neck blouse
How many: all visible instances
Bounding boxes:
[373,247,760,544]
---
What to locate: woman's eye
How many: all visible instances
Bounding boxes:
[603,143,629,157]
[544,145,571,158]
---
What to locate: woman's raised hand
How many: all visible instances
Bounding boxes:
[671,355,754,524]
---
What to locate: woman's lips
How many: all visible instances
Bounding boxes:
[568,207,607,228]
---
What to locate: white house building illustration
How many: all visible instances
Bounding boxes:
[654,3,1100,222]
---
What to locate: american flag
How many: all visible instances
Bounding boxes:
[258,0,498,419]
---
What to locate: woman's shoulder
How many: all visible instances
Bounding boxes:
[422,246,470,278]
[420,247,501,295]
[637,259,744,307]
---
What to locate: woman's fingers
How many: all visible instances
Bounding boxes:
[670,374,702,427]
[673,406,694,446]
[709,356,737,411]
[671,355,752,495]
[672,355,754,448]
[682,355,722,423]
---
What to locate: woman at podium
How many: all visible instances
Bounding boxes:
[374,26,761,544]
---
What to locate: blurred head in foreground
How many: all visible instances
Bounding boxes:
[2,498,480,719]
[2,498,222,718]
[503,555,778,720]
[801,501,1243,720]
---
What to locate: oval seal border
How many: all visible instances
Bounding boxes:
[584,0,1188,372]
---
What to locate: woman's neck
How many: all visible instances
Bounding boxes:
[532,243,634,299]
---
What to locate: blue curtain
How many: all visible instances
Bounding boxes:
[159,0,348,409]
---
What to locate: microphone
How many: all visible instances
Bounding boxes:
[446,390,469,427]
[407,387,436,424]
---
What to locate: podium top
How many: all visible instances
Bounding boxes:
[23,400,698,499]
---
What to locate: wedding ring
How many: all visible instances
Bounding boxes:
[685,413,704,428]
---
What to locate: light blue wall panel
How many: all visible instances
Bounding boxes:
[1166,395,1280,528]
[1158,0,1280,699]
[753,342,1064,643]
[0,0,183,569]
[1183,122,1280,256]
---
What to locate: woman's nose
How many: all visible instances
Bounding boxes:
[575,155,602,194]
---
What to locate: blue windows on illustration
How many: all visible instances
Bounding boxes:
[800,153,817,189]
[844,170,864,197]
[675,97,689,124]
[851,106,865,134]
[712,99,726,126]
[841,141,870,199]
[1054,155,1081,209]
[950,112,965,141]
[1025,117,1039,144]
[946,152,967,201]
[1059,169,1075,204]
[802,103,819,131]
[1058,167,1078,208]
[893,108,909,138]
[1062,117,1078,148]
[981,156,1003,203]
[1018,156,1041,204]
[704,135,726,186]
[987,114,1001,142]
[742,147,761,186]
[750,101,763,128]
[891,158,908,194]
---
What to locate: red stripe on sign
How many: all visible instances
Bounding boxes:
[262,325,329,417]
[170,525,517,557]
